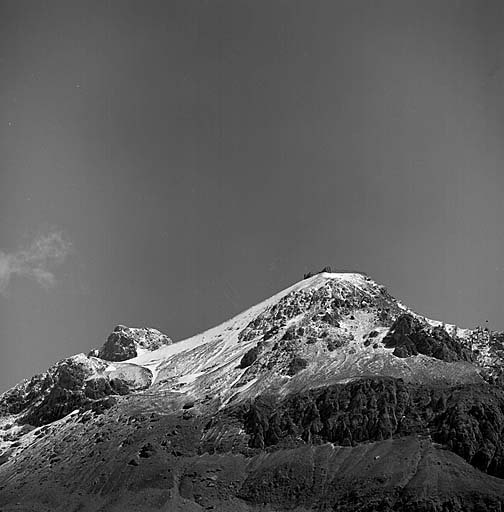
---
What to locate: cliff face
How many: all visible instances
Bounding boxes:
[2,272,504,511]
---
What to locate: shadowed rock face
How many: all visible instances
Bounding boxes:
[234,377,504,478]
[383,314,474,361]
[2,273,504,511]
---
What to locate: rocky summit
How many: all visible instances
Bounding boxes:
[2,271,504,511]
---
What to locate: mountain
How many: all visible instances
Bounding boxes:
[1,271,504,511]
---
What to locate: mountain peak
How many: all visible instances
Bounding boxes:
[3,272,504,510]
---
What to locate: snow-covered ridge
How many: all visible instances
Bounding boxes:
[121,272,410,400]
[129,272,375,377]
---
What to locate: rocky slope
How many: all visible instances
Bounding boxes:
[1,271,504,511]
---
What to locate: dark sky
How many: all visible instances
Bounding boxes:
[1,0,504,391]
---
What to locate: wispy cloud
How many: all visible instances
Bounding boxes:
[0,231,72,295]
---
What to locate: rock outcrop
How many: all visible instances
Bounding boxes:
[383,313,474,361]
[93,325,172,362]
[0,355,118,427]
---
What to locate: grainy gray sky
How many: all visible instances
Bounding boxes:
[1,0,504,391]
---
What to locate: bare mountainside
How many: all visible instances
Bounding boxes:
[2,271,504,511]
